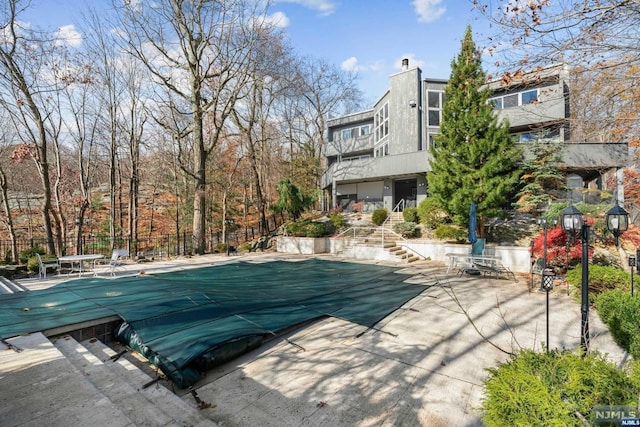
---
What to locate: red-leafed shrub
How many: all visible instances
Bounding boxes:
[531,225,590,271]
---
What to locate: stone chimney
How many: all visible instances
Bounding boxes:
[402,58,409,71]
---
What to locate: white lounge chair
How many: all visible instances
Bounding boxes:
[104,249,129,276]
[35,253,60,279]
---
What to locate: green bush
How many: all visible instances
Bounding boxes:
[565,264,629,297]
[393,222,417,238]
[238,242,252,252]
[329,213,346,229]
[595,289,640,358]
[417,197,447,229]
[27,257,39,273]
[214,242,228,253]
[286,220,327,238]
[371,208,388,226]
[482,349,639,426]
[402,207,419,223]
[19,246,45,264]
[434,224,467,242]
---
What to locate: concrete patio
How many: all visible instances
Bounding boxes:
[0,253,627,426]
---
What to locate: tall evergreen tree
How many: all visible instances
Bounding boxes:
[428,26,522,237]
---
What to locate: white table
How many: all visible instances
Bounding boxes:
[59,254,105,277]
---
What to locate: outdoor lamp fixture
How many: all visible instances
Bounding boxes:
[541,269,554,353]
[560,202,629,351]
[537,218,557,291]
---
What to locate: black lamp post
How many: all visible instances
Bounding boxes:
[560,202,629,351]
[541,269,554,352]
[537,218,557,291]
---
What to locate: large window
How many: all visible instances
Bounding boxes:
[490,88,539,110]
[427,91,445,127]
[374,102,389,143]
[337,124,371,141]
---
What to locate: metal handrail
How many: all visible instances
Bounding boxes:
[381,199,406,241]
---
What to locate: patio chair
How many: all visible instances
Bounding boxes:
[106,249,129,276]
[96,249,129,277]
[36,253,60,279]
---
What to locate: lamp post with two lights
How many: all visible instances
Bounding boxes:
[560,202,629,351]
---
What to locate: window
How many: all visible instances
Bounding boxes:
[374,142,389,157]
[490,88,540,110]
[374,102,389,143]
[428,91,440,108]
[521,89,538,104]
[341,129,352,140]
[359,124,371,136]
[511,129,561,143]
[503,94,518,108]
[427,91,444,127]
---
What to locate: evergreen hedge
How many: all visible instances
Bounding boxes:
[482,349,638,426]
[595,289,640,358]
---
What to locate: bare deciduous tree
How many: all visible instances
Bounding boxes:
[117,0,277,254]
[0,0,68,254]
[476,0,640,150]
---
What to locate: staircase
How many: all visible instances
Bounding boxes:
[0,276,28,294]
[386,244,421,263]
[334,210,422,263]
[51,334,218,426]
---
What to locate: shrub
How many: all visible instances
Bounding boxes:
[393,222,417,238]
[238,242,252,252]
[565,264,629,297]
[595,290,640,358]
[482,349,638,426]
[434,224,467,242]
[27,257,40,273]
[417,197,447,229]
[214,242,227,253]
[371,208,388,226]
[329,213,346,229]
[19,246,45,264]
[286,220,327,237]
[402,207,419,223]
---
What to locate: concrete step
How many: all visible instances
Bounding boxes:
[0,333,134,427]
[0,276,28,294]
[53,335,217,426]
[81,338,218,426]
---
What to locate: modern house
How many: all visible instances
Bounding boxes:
[321,60,628,212]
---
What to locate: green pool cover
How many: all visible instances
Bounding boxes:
[0,258,431,387]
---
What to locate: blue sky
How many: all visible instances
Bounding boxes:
[21,0,490,104]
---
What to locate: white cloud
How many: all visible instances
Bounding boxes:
[341,57,383,73]
[264,11,290,28]
[412,0,446,23]
[275,0,337,16]
[55,25,82,48]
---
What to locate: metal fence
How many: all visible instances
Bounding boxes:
[2,214,285,263]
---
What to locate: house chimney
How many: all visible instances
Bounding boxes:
[402,58,409,71]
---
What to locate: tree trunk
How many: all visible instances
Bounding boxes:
[0,168,18,263]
